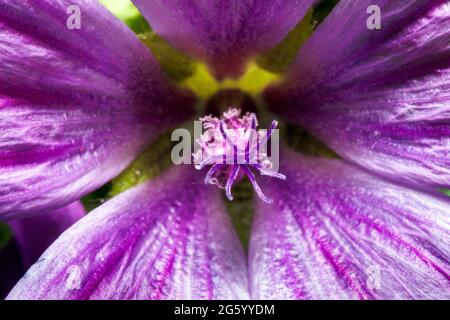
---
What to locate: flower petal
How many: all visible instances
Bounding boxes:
[250,148,450,299]
[0,0,194,220]
[132,0,315,78]
[266,0,450,190]
[10,201,85,268]
[7,166,248,300]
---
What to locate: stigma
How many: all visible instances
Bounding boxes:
[193,108,286,203]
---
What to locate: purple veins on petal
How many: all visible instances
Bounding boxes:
[0,0,194,220]
[132,0,315,78]
[249,147,450,299]
[6,166,249,300]
[193,108,285,203]
[265,0,450,191]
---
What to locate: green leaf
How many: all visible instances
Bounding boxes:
[256,0,340,73]
[140,32,196,82]
[284,124,339,158]
[81,183,112,212]
[256,10,314,74]
[99,0,150,34]
[81,133,175,210]
[109,133,174,197]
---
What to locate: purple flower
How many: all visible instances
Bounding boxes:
[1,0,449,300]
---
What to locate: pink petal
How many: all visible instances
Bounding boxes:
[7,166,248,300]
[250,148,450,299]
[0,0,194,220]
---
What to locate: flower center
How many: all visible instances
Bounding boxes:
[193,108,286,203]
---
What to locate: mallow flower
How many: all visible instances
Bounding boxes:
[1,0,449,300]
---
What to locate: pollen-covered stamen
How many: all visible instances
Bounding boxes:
[193,107,286,203]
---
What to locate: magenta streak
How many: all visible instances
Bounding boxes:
[331,194,450,281]
[369,222,450,281]
[0,143,78,167]
[200,209,214,299]
[316,238,369,299]
[125,221,177,299]
[273,208,317,299]
[47,219,147,299]
[150,246,178,300]
[289,202,370,299]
